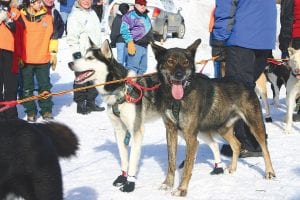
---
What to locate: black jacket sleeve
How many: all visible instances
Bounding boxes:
[110,15,123,46]
[51,9,65,39]
[279,0,294,52]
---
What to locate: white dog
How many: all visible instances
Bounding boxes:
[285,47,300,133]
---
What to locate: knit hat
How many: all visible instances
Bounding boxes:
[135,0,146,6]
[119,3,129,15]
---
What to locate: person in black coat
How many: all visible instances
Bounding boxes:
[110,3,129,65]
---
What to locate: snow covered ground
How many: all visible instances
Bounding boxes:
[17,0,300,199]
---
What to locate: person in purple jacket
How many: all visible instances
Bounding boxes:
[120,0,153,75]
[210,0,277,158]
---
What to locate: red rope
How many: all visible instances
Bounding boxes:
[0,100,18,112]
[124,78,160,103]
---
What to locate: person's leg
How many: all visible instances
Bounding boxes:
[116,42,125,65]
[214,61,221,78]
[21,64,38,119]
[35,63,53,117]
[126,45,144,74]
[73,74,89,114]
[86,81,105,112]
[224,46,262,156]
[0,49,5,120]
[2,50,18,119]
[137,46,148,75]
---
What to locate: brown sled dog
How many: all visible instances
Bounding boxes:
[151,39,276,197]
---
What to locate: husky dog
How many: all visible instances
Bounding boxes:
[69,40,162,192]
[151,39,276,196]
[285,47,300,133]
[69,39,227,192]
[264,58,290,108]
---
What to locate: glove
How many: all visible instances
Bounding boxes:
[0,9,8,24]
[127,41,136,55]
[281,51,289,59]
[50,52,57,71]
[72,52,82,60]
[212,46,226,62]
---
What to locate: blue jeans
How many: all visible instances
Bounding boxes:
[125,44,148,75]
[214,61,221,78]
[116,42,127,66]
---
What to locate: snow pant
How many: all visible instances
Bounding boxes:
[125,44,148,75]
[73,74,98,104]
[0,49,18,120]
[21,63,53,116]
[225,46,270,152]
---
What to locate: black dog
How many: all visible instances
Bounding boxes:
[0,119,79,200]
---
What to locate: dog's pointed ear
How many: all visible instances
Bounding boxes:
[151,41,167,61]
[100,39,113,59]
[89,38,98,49]
[187,38,202,57]
[288,47,297,57]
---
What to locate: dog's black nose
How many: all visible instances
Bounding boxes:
[174,70,184,80]
[68,62,74,70]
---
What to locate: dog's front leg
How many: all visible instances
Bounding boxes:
[161,119,178,191]
[172,133,198,197]
[285,84,297,134]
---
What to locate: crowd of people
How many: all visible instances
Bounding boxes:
[0,0,299,157]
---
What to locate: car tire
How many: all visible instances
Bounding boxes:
[176,22,185,39]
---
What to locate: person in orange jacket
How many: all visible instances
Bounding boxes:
[0,0,22,120]
[19,0,54,122]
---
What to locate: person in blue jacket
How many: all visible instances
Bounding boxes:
[120,0,153,75]
[210,0,277,158]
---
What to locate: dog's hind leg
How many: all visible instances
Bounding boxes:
[255,73,272,122]
[198,133,224,175]
[245,112,276,179]
[220,126,241,173]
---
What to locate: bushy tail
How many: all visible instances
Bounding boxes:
[36,122,79,158]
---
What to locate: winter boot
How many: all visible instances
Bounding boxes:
[86,101,105,112]
[77,102,89,115]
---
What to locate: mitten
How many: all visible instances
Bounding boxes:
[127,41,136,55]
[50,52,57,71]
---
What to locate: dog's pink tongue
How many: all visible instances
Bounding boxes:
[171,84,184,100]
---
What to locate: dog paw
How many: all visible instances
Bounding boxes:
[171,188,187,197]
[159,183,172,191]
[120,181,135,192]
[265,117,273,123]
[265,172,276,180]
[210,167,224,175]
[113,175,127,187]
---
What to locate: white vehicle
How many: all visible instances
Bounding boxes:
[104,0,185,41]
